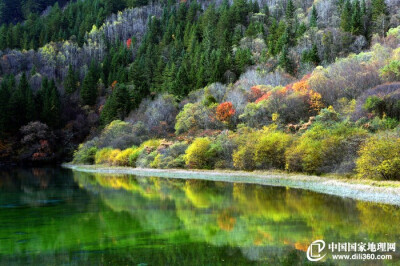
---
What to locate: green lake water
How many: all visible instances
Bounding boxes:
[0,168,399,265]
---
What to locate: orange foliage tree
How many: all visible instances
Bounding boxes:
[216,102,236,122]
[250,85,265,101]
[254,74,324,113]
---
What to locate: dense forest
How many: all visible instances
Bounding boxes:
[1,0,400,180]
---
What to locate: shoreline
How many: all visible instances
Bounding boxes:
[63,164,400,206]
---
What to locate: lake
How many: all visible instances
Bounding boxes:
[0,168,399,265]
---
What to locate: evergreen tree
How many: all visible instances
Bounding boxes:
[39,78,61,128]
[8,73,34,130]
[230,0,249,25]
[263,4,270,18]
[285,0,297,47]
[309,5,318,28]
[303,43,321,65]
[252,1,260,13]
[351,0,362,35]
[340,0,352,32]
[20,73,35,122]
[360,0,369,37]
[80,62,99,106]
[100,84,131,125]
[0,76,12,134]
[371,0,387,36]
[64,65,79,94]
[371,0,386,21]
[279,45,294,75]
[285,0,296,20]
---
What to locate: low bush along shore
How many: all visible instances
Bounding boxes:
[72,117,400,182]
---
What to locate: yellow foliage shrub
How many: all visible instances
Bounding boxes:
[254,130,293,169]
[185,137,212,169]
[95,148,113,164]
[114,148,136,166]
[356,134,400,180]
[95,148,121,165]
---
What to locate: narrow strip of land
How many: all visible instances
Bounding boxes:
[64,164,400,206]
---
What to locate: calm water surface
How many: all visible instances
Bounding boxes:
[0,168,399,265]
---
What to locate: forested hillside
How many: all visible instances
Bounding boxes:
[1,0,400,179]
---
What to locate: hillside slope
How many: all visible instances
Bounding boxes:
[0,0,399,174]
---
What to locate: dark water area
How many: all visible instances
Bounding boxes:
[0,168,399,265]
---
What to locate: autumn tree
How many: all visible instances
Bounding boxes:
[216,102,236,122]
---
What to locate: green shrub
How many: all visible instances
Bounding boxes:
[363,96,385,115]
[136,150,158,168]
[73,143,97,164]
[169,155,186,168]
[356,133,400,180]
[175,103,222,134]
[315,106,340,124]
[286,122,368,174]
[370,116,399,131]
[239,101,271,128]
[150,153,162,168]
[131,139,162,168]
[128,147,143,167]
[151,142,188,169]
[380,60,400,81]
[97,120,135,149]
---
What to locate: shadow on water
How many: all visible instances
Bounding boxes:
[0,168,399,265]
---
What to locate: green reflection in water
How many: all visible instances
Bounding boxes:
[0,168,399,265]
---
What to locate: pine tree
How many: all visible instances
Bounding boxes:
[8,73,33,130]
[340,0,352,32]
[80,62,99,106]
[309,44,320,65]
[371,0,387,36]
[231,0,249,25]
[371,0,386,21]
[309,5,318,28]
[0,76,11,134]
[100,84,131,125]
[252,0,260,13]
[44,80,61,128]
[285,0,296,20]
[19,73,35,122]
[64,65,78,94]
[279,45,294,75]
[360,0,369,37]
[263,4,270,18]
[285,0,297,47]
[351,0,362,35]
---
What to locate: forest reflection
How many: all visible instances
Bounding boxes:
[1,169,399,265]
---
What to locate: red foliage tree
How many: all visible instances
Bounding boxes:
[126,38,132,48]
[216,102,236,122]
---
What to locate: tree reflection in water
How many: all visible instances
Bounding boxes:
[0,168,399,265]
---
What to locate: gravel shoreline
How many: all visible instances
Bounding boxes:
[64,164,400,206]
